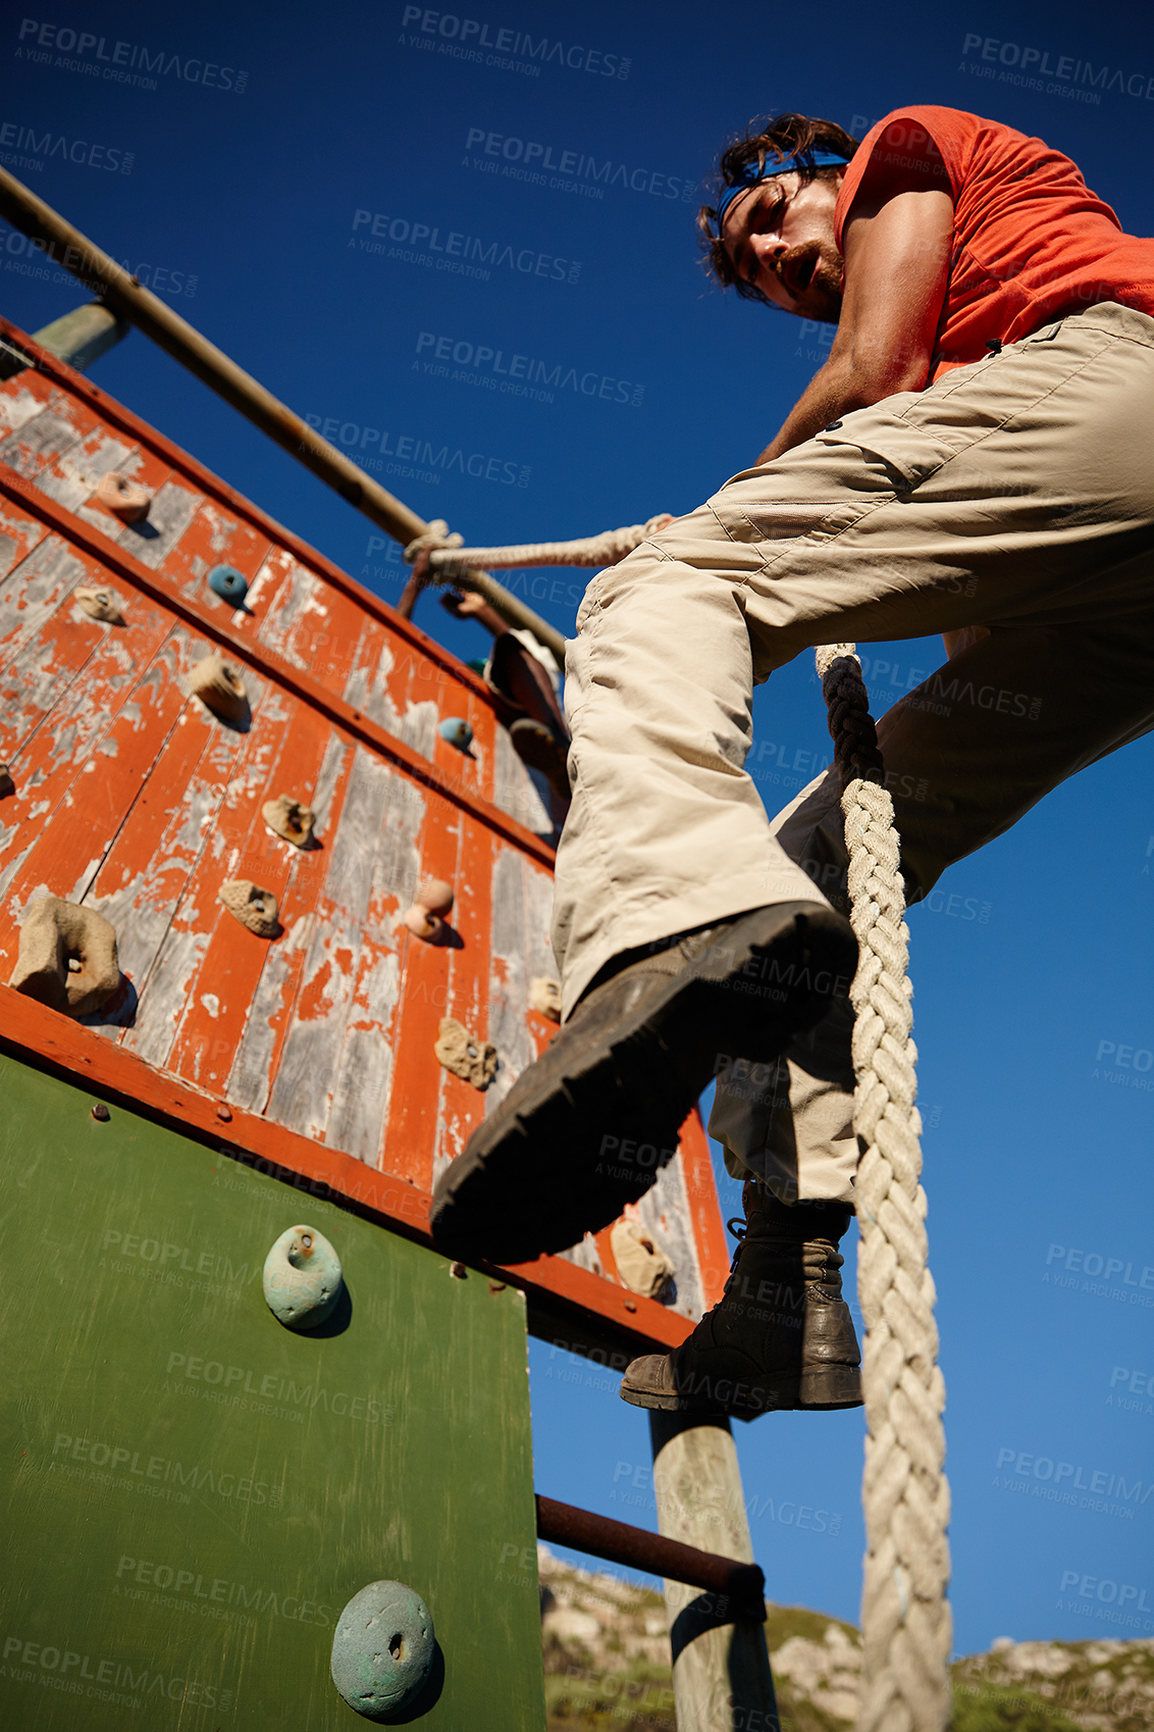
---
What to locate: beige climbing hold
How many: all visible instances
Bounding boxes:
[529,977,562,1022]
[188,652,249,726]
[218,879,280,938]
[7,895,121,1018]
[0,763,13,799]
[403,876,455,943]
[75,586,125,625]
[262,794,316,848]
[416,877,454,916]
[95,470,151,523]
[435,1016,497,1089]
[610,1219,675,1301]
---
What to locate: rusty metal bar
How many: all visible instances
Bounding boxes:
[0,164,566,661]
[534,1494,766,1620]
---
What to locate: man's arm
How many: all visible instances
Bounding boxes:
[757,134,954,464]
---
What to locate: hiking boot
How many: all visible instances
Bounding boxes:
[508,716,571,803]
[429,901,857,1266]
[618,1183,862,1420]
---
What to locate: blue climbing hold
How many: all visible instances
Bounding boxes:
[262,1224,343,1330]
[208,564,249,606]
[439,716,474,752]
[331,1581,436,1721]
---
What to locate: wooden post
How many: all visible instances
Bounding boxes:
[0,301,129,381]
[649,1412,780,1732]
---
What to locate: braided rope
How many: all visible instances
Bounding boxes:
[815,642,951,1732]
[408,513,674,578]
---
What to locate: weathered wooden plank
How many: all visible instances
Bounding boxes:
[343,619,458,761]
[266,745,419,1141]
[150,493,273,615]
[251,545,356,678]
[83,630,260,1024]
[115,474,203,570]
[117,666,280,1068]
[0,499,51,582]
[23,395,135,514]
[0,370,59,436]
[0,403,85,483]
[164,692,334,1091]
[226,731,353,1114]
[0,553,143,765]
[0,602,180,951]
[0,535,90,693]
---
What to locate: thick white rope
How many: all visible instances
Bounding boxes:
[404,514,674,580]
[815,641,951,1732]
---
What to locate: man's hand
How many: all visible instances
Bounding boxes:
[757,126,953,464]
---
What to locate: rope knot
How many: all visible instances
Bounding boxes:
[403,520,464,588]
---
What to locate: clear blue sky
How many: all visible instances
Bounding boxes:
[3,0,1152,1662]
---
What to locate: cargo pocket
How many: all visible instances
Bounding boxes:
[812,407,967,491]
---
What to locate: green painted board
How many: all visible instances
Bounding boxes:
[0,1055,546,1730]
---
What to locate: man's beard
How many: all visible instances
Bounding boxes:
[780,241,844,324]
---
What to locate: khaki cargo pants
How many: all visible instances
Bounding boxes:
[552,302,1154,1203]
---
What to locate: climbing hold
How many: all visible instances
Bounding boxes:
[529,977,562,1023]
[331,1580,436,1721]
[218,879,280,938]
[610,1219,675,1301]
[262,1224,343,1330]
[94,471,151,523]
[0,763,13,799]
[208,564,249,606]
[7,895,121,1018]
[415,877,454,916]
[74,586,125,625]
[403,877,454,942]
[188,652,249,726]
[438,716,474,753]
[262,794,316,848]
[435,1017,497,1090]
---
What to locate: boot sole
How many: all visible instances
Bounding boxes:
[430,902,856,1265]
[619,1361,863,1419]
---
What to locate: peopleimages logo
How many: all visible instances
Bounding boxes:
[399,7,631,79]
[463,127,696,202]
[15,19,249,92]
[0,119,133,172]
[960,32,1154,101]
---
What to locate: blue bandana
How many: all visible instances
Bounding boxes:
[715,148,853,228]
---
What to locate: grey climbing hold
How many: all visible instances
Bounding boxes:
[529,977,562,1023]
[7,895,120,1017]
[435,1016,497,1090]
[438,716,473,752]
[95,471,150,523]
[0,762,13,799]
[218,879,280,938]
[331,1581,436,1721]
[75,586,125,625]
[188,653,249,726]
[262,794,316,848]
[262,1224,343,1330]
[208,564,249,606]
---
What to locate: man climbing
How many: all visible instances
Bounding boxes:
[431,105,1154,1420]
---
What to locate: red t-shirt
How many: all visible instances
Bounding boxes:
[834,105,1154,379]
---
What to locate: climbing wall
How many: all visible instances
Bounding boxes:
[0,314,730,1333]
